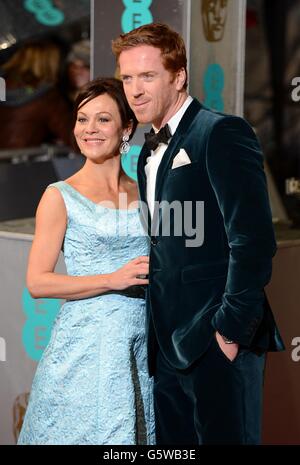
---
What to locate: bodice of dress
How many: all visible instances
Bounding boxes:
[48,181,150,277]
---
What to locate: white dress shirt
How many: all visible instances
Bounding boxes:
[145,95,193,219]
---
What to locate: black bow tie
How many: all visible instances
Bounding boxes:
[144,124,172,151]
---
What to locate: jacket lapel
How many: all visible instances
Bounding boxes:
[154,98,203,204]
[137,144,152,235]
[136,98,203,236]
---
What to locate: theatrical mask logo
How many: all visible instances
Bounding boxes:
[201,0,228,42]
[13,392,30,442]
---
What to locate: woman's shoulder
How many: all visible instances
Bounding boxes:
[42,181,66,201]
[46,180,67,194]
[35,183,67,225]
[45,181,77,208]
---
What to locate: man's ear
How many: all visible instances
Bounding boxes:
[175,68,187,91]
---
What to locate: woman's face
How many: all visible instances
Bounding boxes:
[74,93,125,161]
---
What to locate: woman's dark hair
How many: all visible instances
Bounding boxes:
[73,77,138,140]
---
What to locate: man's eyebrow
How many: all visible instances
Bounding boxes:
[120,71,156,77]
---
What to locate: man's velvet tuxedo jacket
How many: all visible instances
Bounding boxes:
[137,98,284,374]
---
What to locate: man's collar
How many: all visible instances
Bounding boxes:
[152,95,193,136]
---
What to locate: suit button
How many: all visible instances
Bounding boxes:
[151,237,158,246]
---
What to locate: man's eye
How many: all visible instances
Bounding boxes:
[122,76,131,83]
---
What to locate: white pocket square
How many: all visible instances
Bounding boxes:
[171,148,191,169]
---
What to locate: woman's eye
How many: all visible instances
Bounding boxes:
[77,117,87,123]
[99,117,109,123]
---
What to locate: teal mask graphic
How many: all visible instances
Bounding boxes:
[203,63,225,111]
[24,0,65,26]
[22,287,62,361]
[121,145,141,181]
[121,0,153,33]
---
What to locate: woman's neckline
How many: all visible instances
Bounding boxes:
[61,181,139,212]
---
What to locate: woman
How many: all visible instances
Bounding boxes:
[0,40,72,149]
[18,78,155,445]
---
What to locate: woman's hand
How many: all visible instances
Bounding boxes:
[109,256,149,290]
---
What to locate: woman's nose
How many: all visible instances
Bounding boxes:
[85,120,98,133]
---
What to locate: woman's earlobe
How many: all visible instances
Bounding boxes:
[120,134,130,154]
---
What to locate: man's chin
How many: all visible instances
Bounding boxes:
[134,115,152,125]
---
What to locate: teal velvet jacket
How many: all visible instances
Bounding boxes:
[137,98,285,372]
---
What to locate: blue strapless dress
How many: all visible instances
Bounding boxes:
[18,181,155,445]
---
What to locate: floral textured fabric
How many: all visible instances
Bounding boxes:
[18,181,155,445]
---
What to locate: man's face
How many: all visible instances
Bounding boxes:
[119,45,184,129]
[202,0,228,42]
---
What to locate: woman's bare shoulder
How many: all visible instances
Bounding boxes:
[36,185,67,222]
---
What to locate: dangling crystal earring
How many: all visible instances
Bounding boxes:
[120,134,130,155]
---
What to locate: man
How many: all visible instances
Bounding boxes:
[112,23,284,445]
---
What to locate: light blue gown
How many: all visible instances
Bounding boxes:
[18,181,155,445]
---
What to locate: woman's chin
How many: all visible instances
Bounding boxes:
[84,151,118,164]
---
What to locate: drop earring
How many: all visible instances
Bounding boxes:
[120,134,130,155]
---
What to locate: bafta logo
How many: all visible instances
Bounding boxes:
[201,0,228,42]
[13,392,30,443]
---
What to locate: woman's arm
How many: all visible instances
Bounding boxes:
[27,187,149,300]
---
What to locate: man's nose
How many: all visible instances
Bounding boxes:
[132,78,144,97]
